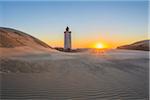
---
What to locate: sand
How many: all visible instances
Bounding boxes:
[0,48,149,99]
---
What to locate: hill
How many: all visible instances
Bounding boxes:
[117,40,149,51]
[0,27,51,48]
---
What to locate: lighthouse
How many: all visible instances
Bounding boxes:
[64,26,71,51]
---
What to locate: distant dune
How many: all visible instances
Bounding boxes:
[0,27,51,48]
[117,40,149,51]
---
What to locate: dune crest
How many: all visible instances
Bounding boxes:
[117,40,149,51]
[0,27,51,48]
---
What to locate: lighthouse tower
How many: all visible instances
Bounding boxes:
[64,26,71,51]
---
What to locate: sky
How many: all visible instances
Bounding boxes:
[0,1,149,48]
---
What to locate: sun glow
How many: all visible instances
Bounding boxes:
[95,43,105,49]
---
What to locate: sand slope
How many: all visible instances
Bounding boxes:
[0,27,51,48]
[117,40,149,51]
[0,49,149,99]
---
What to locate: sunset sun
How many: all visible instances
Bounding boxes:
[95,43,105,49]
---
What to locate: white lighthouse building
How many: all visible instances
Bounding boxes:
[64,26,71,51]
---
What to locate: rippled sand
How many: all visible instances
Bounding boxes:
[0,49,149,99]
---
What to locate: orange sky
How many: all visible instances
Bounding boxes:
[41,32,148,49]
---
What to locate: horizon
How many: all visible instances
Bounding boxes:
[0,1,149,48]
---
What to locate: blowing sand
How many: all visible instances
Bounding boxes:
[0,48,149,99]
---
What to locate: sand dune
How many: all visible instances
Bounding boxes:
[117,40,149,51]
[0,27,51,48]
[0,27,149,99]
[0,49,149,99]
[0,46,57,57]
